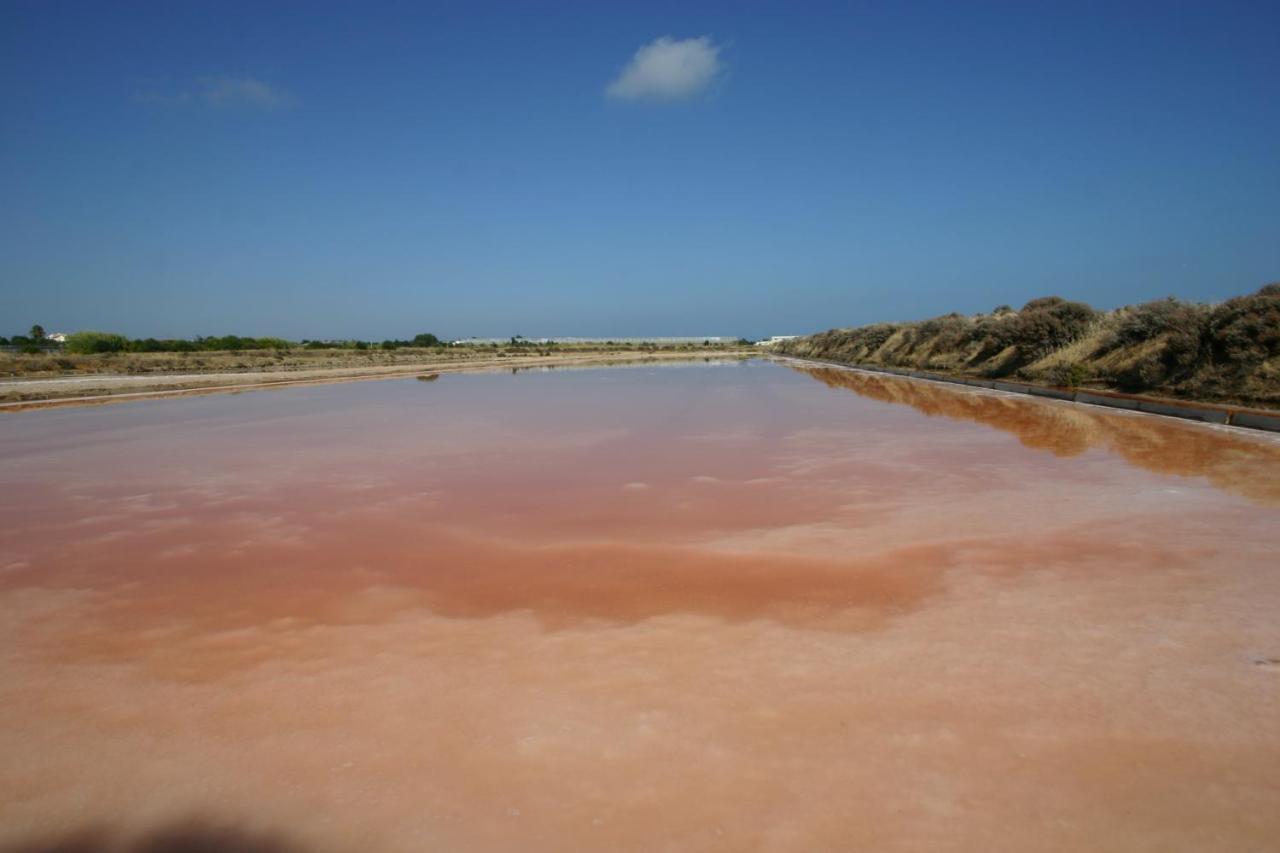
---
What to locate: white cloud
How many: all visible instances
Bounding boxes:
[134,76,294,109]
[606,36,723,101]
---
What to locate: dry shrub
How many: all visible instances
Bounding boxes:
[1206,283,1280,368]
[1008,299,1096,361]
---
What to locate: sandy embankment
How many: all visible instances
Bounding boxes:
[0,351,749,410]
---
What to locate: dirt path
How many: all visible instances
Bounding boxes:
[0,352,749,411]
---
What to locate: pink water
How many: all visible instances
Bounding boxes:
[2,360,1278,851]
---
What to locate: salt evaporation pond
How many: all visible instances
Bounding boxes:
[1,359,1278,852]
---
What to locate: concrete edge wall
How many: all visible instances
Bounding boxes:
[774,356,1280,434]
[1233,411,1280,431]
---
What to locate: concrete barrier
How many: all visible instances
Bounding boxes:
[992,381,1032,394]
[1075,391,1141,411]
[1231,411,1280,432]
[1135,400,1230,424]
[1026,386,1075,401]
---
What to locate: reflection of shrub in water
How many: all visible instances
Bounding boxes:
[796,364,1280,505]
[3,819,305,853]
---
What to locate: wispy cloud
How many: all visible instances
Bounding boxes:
[199,76,293,107]
[606,36,723,101]
[134,76,294,109]
[133,91,195,107]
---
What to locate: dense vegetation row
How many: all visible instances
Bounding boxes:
[775,283,1280,408]
[2,330,747,355]
[1,330,444,353]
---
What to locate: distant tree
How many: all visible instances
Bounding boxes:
[29,325,46,341]
[411,333,441,347]
[0,336,9,345]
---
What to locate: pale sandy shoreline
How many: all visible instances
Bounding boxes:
[0,351,751,412]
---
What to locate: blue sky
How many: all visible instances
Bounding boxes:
[2,1,1278,340]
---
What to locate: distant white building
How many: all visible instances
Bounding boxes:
[47,332,68,343]
[755,335,799,346]
[450,336,738,346]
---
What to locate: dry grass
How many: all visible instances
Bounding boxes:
[0,342,752,381]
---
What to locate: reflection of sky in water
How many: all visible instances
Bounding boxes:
[2,360,1279,852]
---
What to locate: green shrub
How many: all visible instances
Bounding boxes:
[65,331,129,354]
[1206,284,1280,366]
[1021,296,1067,312]
[1007,299,1095,362]
[1115,352,1165,391]
[923,315,972,353]
[1110,298,1206,348]
[1047,362,1089,388]
[861,323,898,351]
